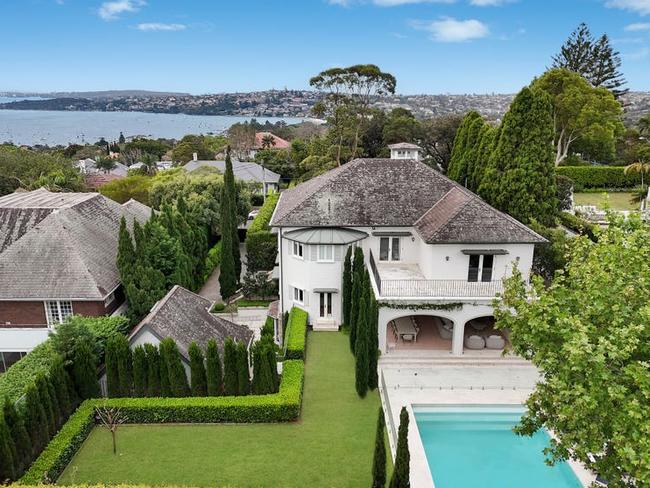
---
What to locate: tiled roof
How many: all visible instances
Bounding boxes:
[388,142,421,150]
[0,188,151,299]
[271,158,545,244]
[183,160,281,183]
[129,286,253,360]
[254,132,290,150]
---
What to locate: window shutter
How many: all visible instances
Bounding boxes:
[334,245,342,261]
[310,244,317,261]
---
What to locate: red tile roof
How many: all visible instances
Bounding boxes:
[254,132,290,150]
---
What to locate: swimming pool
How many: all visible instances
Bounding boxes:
[414,405,583,488]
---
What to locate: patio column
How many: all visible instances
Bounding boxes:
[451,321,464,356]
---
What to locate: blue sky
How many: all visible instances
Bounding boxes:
[2,0,650,94]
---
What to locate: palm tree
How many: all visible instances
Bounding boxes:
[638,115,650,137]
[624,161,650,189]
[261,134,276,149]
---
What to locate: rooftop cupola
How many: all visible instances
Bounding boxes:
[388,142,422,161]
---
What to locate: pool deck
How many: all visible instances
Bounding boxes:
[379,363,595,488]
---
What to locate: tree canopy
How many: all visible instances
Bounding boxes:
[496,217,650,487]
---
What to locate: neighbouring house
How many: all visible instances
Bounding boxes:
[118,285,253,385]
[270,147,545,356]
[76,158,129,190]
[388,142,422,161]
[0,188,151,371]
[184,158,281,194]
[248,131,290,159]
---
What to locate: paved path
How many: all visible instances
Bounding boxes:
[198,242,247,304]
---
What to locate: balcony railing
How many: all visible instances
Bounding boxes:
[368,250,503,298]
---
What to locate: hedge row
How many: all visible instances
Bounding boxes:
[20,360,305,484]
[202,241,222,283]
[245,193,280,273]
[0,342,56,403]
[285,307,308,360]
[557,166,641,190]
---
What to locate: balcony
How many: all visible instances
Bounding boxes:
[368,251,503,299]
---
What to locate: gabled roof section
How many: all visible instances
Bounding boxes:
[129,286,253,360]
[254,132,290,150]
[183,160,281,183]
[0,188,151,300]
[271,158,545,244]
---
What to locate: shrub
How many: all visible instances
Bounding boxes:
[159,339,189,398]
[223,339,239,396]
[0,342,56,404]
[21,360,305,484]
[132,346,148,397]
[236,342,250,396]
[247,193,279,233]
[241,271,278,300]
[557,166,641,190]
[144,344,161,397]
[188,343,207,397]
[558,211,598,241]
[245,193,280,273]
[205,339,223,396]
[202,241,222,283]
[556,175,574,211]
[211,302,226,312]
[285,307,308,360]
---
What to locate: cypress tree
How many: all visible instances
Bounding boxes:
[223,338,239,396]
[133,219,145,258]
[447,111,481,181]
[132,345,148,397]
[342,246,352,327]
[50,355,72,420]
[205,339,223,396]
[389,407,411,488]
[116,335,133,397]
[0,414,17,483]
[144,343,162,396]
[3,398,31,473]
[250,343,263,394]
[188,342,207,396]
[219,151,238,300]
[456,114,485,188]
[46,379,61,429]
[354,292,369,397]
[35,375,55,438]
[236,341,250,396]
[251,342,275,395]
[478,87,557,226]
[469,124,496,192]
[161,338,190,397]
[349,247,364,353]
[23,383,48,456]
[225,150,242,281]
[73,340,99,399]
[117,217,136,282]
[367,293,379,390]
[372,407,387,488]
[265,345,279,393]
[105,335,120,397]
[159,341,172,397]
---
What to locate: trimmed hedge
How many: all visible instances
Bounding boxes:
[285,307,308,360]
[0,342,56,403]
[557,166,641,190]
[245,193,280,273]
[558,211,599,241]
[20,360,305,484]
[202,241,222,283]
[248,193,279,234]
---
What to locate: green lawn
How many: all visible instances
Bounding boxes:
[58,332,388,488]
[574,191,640,211]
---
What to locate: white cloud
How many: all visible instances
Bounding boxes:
[136,22,187,31]
[625,22,650,30]
[412,17,489,42]
[98,0,145,21]
[605,0,650,15]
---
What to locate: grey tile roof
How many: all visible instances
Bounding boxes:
[0,188,151,300]
[388,142,422,150]
[271,158,545,244]
[183,160,281,184]
[129,286,253,360]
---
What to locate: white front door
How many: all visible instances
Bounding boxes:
[319,292,333,319]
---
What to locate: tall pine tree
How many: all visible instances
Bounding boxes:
[478,87,557,226]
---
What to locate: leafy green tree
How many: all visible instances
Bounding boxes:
[223,338,239,396]
[100,175,154,205]
[125,264,167,323]
[206,339,223,396]
[532,68,623,165]
[478,87,558,226]
[160,338,190,397]
[3,398,31,473]
[23,383,48,456]
[132,345,148,397]
[354,291,369,398]
[144,343,162,397]
[0,414,17,482]
[172,139,212,163]
[419,114,463,172]
[188,342,207,396]
[382,108,422,146]
[73,340,100,399]
[552,23,627,98]
[342,246,353,327]
[236,341,250,396]
[389,407,411,488]
[372,407,387,488]
[639,115,650,137]
[496,217,650,487]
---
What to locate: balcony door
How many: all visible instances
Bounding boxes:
[319,292,333,319]
[379,237,400,261]
[467,254,494,282]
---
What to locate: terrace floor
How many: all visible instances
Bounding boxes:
[58,332,390,488]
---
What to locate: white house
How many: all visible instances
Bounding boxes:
[388,142,422,161]
[270,152,545,357]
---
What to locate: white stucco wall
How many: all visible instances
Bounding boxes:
[129,327,191,378]
[0,327,51,353]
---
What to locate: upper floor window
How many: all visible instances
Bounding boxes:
[318,245,334,262]
[293,286,305,304]
[291,241,304,259]
[379,237,400,261]
[467,254,494,282]
[45,300,73,326]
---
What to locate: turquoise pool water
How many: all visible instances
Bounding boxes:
[414,406,583,488]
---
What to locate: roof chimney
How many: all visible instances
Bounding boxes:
[192,152,198,161]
